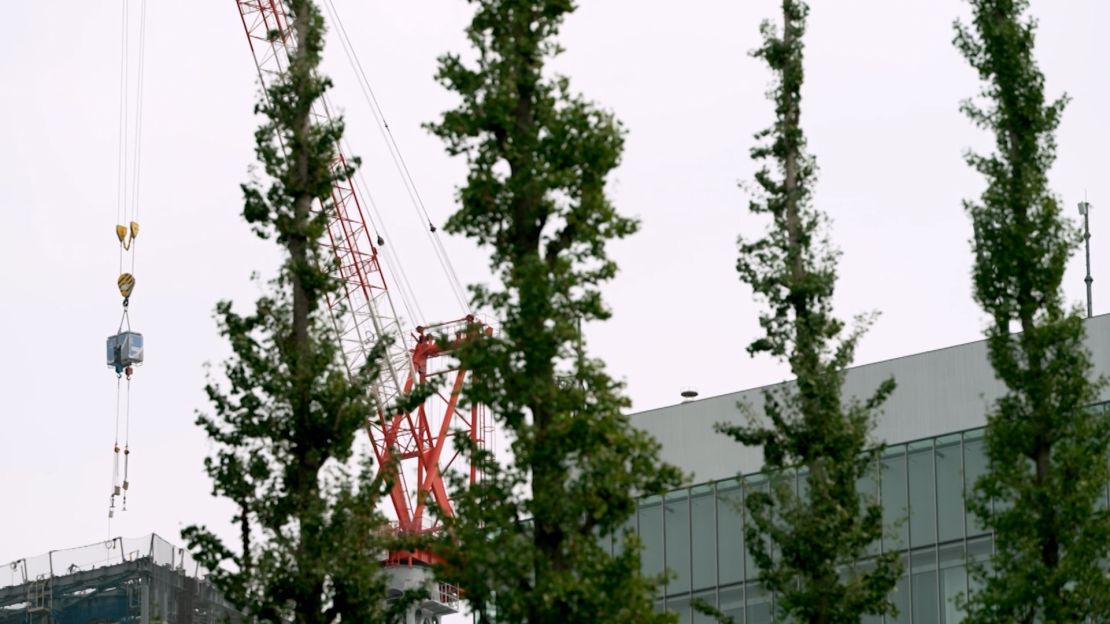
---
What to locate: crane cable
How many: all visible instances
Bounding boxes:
[339,135,427,326]
[109,0,148,524]
[321,0,471,315]
[109,0,130,524]
[320,98,426,326]
[114,0,128,233]
[248,24,427,365]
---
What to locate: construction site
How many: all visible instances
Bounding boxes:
[9,1,497,622]
[3,1,1109,623]
[0,535,239,624]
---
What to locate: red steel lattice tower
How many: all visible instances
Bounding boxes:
[233,0,487,557]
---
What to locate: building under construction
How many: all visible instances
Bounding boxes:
[0,534,240,624]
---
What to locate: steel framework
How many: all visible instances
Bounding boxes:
[233,0,487,547]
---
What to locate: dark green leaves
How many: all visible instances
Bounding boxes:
[955,2,1110,621]
[723,2,899,622]
[427,2,681,622]
[182,2,400,622]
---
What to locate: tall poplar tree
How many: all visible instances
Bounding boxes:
[426,1,682,622]
[719,2,901,622]
[955,1,1110,621]
[181,1,408,621]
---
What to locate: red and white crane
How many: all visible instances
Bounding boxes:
[232,0,488,565]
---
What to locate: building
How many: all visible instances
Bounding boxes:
[625,314,1110,623]
[0,534,240,624]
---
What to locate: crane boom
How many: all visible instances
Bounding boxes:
[233,0,486,545]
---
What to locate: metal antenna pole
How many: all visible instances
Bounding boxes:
[1079,200,1093,318]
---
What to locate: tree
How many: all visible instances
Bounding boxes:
[181,1,409,621]
[426,1,682,622]
[954,1,1110,621]
[717,1,901,622]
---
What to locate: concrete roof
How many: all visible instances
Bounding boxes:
[632,314,1110,484]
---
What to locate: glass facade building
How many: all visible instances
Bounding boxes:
[612,402,1110,623]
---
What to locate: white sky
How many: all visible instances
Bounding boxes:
[1,0,1107,580]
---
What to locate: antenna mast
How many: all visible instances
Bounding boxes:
[1080,199,1093,318]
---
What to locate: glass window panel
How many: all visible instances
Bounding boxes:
[719,585,743,624]
[908,441,936,548]
[1102,452,1110,511]
[746,582,772,624]
[965,536,992,602]
[888,554,910,624]
[849,557,883,624]
[640,497,664,589]
[911,548,939,624]
[1100,405,1110,510]
[667,594,691,624]
[963,431,989,537]
[858,457,881,556]
[717,480,745,585]
[692,590,718,624]
[912,568,939,624]
[936,434,964,543]
[666,492,692,595]
[691,486,716,591]
[882,446,909,551]
[939,542,967,624]
[614,514,635,556]
[745,475,770,578]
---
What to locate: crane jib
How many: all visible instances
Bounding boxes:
[232,0,488,553]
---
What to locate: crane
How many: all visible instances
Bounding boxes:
[232,1,489,587]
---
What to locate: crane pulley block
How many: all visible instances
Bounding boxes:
[106,331,144,373]
[116,221,139,250]
[118,273,136,299]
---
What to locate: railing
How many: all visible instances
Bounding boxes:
[437,582,462,609]
[2,533,202,590]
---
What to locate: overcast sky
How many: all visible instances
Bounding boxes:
[1,0,1107,576]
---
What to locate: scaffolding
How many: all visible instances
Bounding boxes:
[0,534,240,624]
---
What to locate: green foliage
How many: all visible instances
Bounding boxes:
[718,1,901,621]
[954,1,1110,621]
[181,1,409,621]
[426,1,682,622]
